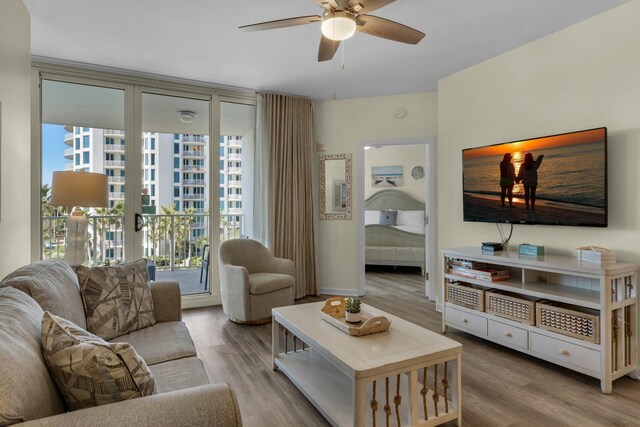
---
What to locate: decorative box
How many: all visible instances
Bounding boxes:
[518,243,545,256]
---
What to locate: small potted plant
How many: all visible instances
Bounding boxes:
[344,297,362,324]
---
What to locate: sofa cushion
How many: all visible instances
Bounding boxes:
[0,259,86,329]
[41,312,155,411]
[110,321,197,365]
[76,259,155,340]
[249,272,294,295]
[0,287,65,426]
[148,357,210,394]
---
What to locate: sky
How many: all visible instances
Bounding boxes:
[42,123,68,186]
[463,128,606,159]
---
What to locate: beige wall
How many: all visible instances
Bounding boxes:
[437,1,640,301]
[314,92,437,294]
[0,0,31,278]
[364,145,426,202]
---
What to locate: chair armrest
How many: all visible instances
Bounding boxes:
[150,280,182,322]
[267,257,295,277]
[219,265,250,296]
[19,384,242,427]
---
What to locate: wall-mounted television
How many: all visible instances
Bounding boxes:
[462,127,607,227]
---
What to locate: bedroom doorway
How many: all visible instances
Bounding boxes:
[357,139,435,300]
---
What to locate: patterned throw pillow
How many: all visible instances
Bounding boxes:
[41,311,155,411]
[76,259,155,340]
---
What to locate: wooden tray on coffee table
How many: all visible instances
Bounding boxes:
[320,296,391,336]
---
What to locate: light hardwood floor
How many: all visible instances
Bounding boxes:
[183,269,640,427]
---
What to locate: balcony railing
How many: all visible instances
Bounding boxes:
[183,194,205,200]
[105,160,125,168]
[108,176,126,184]
[104,129,125,136]
[64,163,75,171]
[64,148,74,158]
[182,151,205,158]
[183,179,206,186]
[105,144,125,153]
[183,165,206,172]
[41,213,243,270]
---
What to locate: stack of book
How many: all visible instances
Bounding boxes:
[448,260,511,282]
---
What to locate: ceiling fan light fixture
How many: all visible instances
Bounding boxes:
[321,11,356,41]
[178,110,196,124]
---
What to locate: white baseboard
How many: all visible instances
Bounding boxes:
[181,292,222,309]
[319,287,361,297]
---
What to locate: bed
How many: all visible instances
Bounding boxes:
[364,189,426,275]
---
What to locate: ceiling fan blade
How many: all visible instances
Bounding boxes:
[318,36,341,62]
[239,15,322,32]
[347,0,396,14]
[356,14,425,44]
[312,0,340,10]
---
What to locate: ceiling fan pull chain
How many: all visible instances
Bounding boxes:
[341,41,345,69]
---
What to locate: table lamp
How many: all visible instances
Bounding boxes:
[50,171,109,266]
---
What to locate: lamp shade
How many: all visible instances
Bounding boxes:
[50,171,109,208]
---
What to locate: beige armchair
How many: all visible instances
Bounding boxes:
[218,239,295,324]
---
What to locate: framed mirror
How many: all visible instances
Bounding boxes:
[320,153,352,220]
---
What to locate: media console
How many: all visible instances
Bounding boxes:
[442,247,638,393]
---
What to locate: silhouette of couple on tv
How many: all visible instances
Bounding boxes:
[500,153,544,209]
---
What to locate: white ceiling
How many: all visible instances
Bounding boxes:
[24,0,629,100]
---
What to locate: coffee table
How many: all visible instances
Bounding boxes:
[272,302,462,427]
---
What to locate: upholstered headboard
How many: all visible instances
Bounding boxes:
[364,190,424,211]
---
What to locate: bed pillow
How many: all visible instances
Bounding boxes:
[41,312,154,411]
[397,210,425,227]
[76,259,155,340]
[379,210,397,226]
[365,210,381,225]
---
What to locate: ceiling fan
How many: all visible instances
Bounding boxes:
[239,0,425,62]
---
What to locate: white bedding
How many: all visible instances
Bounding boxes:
[391,225,425,235]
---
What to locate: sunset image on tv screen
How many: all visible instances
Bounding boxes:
[462,128,607,227]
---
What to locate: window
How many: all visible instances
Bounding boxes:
[106,137,114,145]
[106,248,114,258]
[106,153,114,161]
[219,188,224,197]
[174,172,180,183]
[83,127,90,132]
[174,201,180,211]
[106,169,114,177]
[220,173,224,184]
[219,201,224,211]
[150,169,155,180]
[151,185,155,197]
[106,231,115,240]
[144,153,148,165]
[74,127,80,135]
[75,138,80,149]
[174,157,179,168]
[174,143,179,154]
[174,133,180,140]
[83,135,90,148]
[219,160,224,170]
[83,152,90,163]
[174,187,180,197]
[110,185,115,192]
[144,169,148,180]
[144,139,149,149]
[150,154,155,166]
[75,153,80,165]
[150,138,155,150]
[219,146,224,156]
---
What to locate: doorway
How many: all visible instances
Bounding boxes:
[357,139,435,300]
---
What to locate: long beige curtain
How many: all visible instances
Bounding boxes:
[257,92,318,298]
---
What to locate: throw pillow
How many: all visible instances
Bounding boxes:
[41,311,155,411]
[379,210,398,226]
[76,259,155,340]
